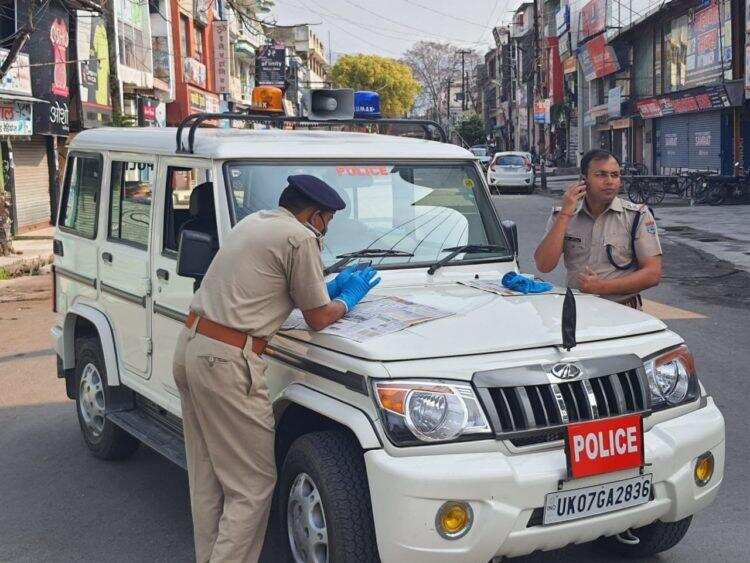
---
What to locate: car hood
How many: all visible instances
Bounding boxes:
[278,283,666,361]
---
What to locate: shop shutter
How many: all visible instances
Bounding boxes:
[12,138,50,231]
[687,112,722,172]
[655,115,690,173]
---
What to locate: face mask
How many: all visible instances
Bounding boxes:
[305,212,327,250]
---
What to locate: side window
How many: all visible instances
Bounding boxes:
[163,166,212,253]
[59,155,101,238]
[109,161,154,248]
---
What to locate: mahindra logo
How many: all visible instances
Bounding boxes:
[551,362,582,380]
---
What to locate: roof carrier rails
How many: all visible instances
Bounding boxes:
[175,112,447,154]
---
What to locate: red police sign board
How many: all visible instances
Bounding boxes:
[566,414,644,479]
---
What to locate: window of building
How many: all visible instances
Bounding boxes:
[163,166,213,253]
[109,161,154,248]
[194,23,205,63]
[0,0,15,40]
[180,15,190,57]
[59,155,101,239]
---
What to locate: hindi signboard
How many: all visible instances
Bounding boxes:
[636,84,732,118]
[579,0,606,42]
[213,20,230,94]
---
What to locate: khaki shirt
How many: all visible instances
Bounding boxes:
[545,196,662,302]
[190,207,330,338]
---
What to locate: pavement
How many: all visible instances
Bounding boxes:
[0,226,55,276]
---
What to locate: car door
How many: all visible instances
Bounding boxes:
[97,154,155,379]
[151,158,214,399]
[54,152,103,311]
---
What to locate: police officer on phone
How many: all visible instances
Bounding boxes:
[172,174,379,563]
[534,149,662,309]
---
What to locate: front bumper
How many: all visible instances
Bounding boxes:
[487,175,533,187]
[365,398,724,562]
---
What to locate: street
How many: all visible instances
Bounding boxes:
[1,195,748,562]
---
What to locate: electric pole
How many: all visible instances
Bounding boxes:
[104,0,123,123]
[457,49,471,111]
[446,77,452,128]
[533,0,548,191]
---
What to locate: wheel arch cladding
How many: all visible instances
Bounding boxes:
[63,303,121,386]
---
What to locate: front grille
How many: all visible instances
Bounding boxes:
[484,369,646,447]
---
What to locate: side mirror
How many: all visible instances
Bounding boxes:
[177,230,218,289]
[501,220,519,258]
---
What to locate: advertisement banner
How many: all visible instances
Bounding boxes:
[184,57,207,88]
[534,99,551,124]
[578,34,623,81]
[556,3,570,37]
[563,56,577,74]
[213,20,231,94]
[685,0,732,88]
[256,45,286,87]
[636,83,732,118]
[139,97,166,127]
[579,0,606,42]
[607,86,621,117]
[23,0,69,135]
[0,49,32,96]
[77,11,111,128]
[746,0,750,98]
[0,101,32,135]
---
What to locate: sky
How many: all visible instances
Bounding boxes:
[267,0,526,60]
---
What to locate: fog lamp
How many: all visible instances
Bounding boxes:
[694,452,714,487]
[435,501,473,540]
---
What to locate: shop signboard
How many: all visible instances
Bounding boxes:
[23,0,69,135]
[685,0,732,88]
[579,0,606,42]
[0,50,32,96]
[636,83,731,118]
[0,101,32,136]
[256,45,286,87]
[556,3,570,37]
[184,57,207,88]
[534,99,551,124]
[563,56,577,74]
[139,97,166,127]
[578,35,623,81]
[77,10,112,128]
[607,86,622,118]
[187,86,219,124]
[213,20,231,94]
[746,0,750,98]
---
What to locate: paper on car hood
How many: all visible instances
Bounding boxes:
[277,283,666,361]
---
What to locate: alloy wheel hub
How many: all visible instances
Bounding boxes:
[287,472,328,563]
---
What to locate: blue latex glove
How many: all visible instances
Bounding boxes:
[501,271,553,294]
[334,268,381,312]
[326,265,357,299]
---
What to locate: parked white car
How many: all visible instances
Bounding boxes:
[488,151,536,193]
[51,123,724,562]
[469,145,492,168]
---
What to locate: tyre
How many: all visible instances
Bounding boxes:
[74,336,139,460]
[627,179,645,204]
[278,431,379,563]
[594,516,692,558]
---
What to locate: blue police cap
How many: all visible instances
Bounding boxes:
[287,175,346,212]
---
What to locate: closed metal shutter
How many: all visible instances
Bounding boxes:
[12,138,50,231]
[655,115,690,173]
[687,111,722,172]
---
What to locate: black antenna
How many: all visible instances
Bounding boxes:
[562,287,577,351]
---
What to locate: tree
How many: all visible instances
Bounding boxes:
[331,54,421,117]
[402,42,480,127]
[455,113,485,147]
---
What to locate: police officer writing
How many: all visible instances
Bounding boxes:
[172,175,380,563]
[534,149,662,309]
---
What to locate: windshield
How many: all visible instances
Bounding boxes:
[226,161,509,268]
[497,155,527,166]
[470,147,488,157]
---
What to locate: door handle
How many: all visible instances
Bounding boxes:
[102,252,113,263]
[156,268,170,281]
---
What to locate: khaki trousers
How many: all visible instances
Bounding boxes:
[173,327,276,563]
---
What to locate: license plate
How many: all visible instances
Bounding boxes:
[543,474,652,525]
[566,414,644,479]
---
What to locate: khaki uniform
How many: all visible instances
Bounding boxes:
[173,207,330,563]
[546,196,662,304]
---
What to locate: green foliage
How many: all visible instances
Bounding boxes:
[456,113,485,147]
[331,54,421,117]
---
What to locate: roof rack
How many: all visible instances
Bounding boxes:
[175,113,447,154]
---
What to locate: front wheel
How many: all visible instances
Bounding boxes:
[595,516,692,558]
[278,431,379,563]
[75,336,139,460]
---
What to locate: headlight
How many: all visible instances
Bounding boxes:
[373,380,492,445]
[644,345,699,408]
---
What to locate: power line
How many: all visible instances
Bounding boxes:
[397,0,490,29]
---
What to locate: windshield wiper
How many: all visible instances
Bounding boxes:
[427,244,510,275]
[324,248,415,275]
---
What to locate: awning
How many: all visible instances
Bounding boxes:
[0,92,48,104]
